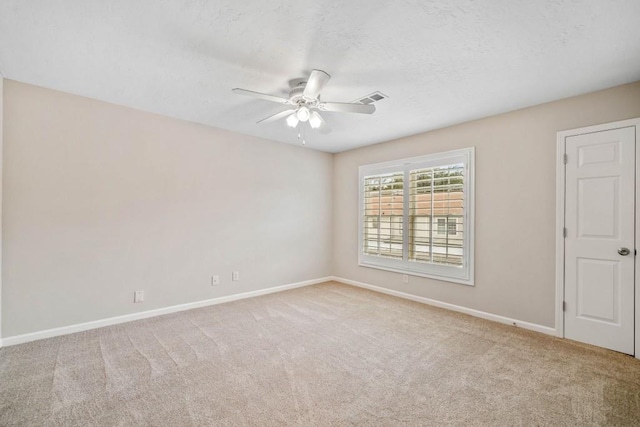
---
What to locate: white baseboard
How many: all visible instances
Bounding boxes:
[331,276,556,336]
[1,275,556,347]
[2,276,332,347]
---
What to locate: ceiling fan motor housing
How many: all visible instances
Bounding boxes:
[289,82,318,107]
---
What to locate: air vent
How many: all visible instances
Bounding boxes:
[354,91,388,105]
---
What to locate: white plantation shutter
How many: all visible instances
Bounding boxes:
[409,164,464,266]
[358,148,475,285]
[363,172,404,259]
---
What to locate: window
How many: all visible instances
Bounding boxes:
[359,148,475,285]
[447,219,458,236]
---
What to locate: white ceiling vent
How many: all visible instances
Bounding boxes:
[355,91,388,105]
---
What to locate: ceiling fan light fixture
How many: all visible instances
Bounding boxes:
[233,69,378,138]
[296,106,310,122]
[309,111,323,129]
[286,113,299,128]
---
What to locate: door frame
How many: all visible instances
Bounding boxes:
[555,117,640,358]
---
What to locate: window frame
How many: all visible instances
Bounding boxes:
[358,147,475,286]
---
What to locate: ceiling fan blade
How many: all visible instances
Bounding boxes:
[302,69,331,99]
[319,102,376,114]
[256,108,296,124]
[232,88,289,104]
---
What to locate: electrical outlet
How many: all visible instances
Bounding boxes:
[402,274,409,283]
[211,275,220,286]
[134,290,144,303]
[232,271,239,281]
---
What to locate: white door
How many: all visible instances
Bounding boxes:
[564,126,635,355]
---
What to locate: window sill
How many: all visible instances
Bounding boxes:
[358,261,474,286]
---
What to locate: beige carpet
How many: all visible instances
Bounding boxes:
[1,281,639,426]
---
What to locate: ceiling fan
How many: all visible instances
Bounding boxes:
[232,69,376,131]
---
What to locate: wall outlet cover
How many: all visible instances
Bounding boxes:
[134,290,144,303]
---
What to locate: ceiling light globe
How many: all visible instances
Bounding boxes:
[309,111,323,129]
[286,114,299,128]
[296,106,310,122]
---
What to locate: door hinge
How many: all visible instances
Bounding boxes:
[563,153,568,164]
[563,227,567,238]
[563,301,566,312]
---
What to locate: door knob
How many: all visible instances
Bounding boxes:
[618,247,630,256]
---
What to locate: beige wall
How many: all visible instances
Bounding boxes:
[3,78,640,339]
[2,80,333,337]
[333,81,640,328]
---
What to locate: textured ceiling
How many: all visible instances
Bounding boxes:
[1,1,640,153]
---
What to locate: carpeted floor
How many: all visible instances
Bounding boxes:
[1,281,639,426]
